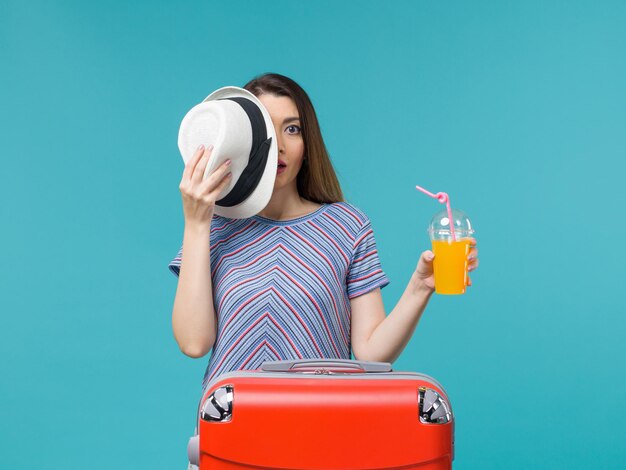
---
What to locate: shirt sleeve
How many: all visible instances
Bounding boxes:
[168,245,183,277]
[346,217,390,299]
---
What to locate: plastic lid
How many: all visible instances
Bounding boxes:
[428,208,474,240]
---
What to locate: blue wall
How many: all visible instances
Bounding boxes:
[2,1,624,468]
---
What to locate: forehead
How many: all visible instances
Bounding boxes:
[257,94,299,120]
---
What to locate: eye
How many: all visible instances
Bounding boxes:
[286,125,301,135]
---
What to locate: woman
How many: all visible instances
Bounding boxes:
[169,73,479,390]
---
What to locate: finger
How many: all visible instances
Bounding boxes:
[416,250,434,275]
[191,145,215,184]
[182,144,207,182]
[469,237,477,248]
[208,170,233,197]
[468,274,472,286]
[468,259,479,271]
[200,159,232,194]
[468,247,478,260]
[418,250,435,266]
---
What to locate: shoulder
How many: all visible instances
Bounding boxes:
[209,214,238,234]
[325,201,372,232]
[208,214,258,245]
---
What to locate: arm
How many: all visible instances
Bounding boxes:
[351,272,433,364]
[171,223,217,358]
[351,240,479,363]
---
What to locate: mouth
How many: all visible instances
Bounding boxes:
[277,159,287,173]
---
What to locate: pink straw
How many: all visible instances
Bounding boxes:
[415,184,457,241]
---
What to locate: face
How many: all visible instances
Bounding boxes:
[257,93,305,190]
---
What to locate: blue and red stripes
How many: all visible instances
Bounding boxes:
[168,202,390,390]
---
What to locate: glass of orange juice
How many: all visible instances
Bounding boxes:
[428,209,475,295]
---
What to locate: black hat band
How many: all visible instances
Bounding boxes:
[215,97,273,208]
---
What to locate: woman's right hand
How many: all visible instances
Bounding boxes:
[179,144,233,229]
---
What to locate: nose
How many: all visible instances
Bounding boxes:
[275,128,285,154]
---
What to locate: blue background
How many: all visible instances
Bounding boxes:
[2,1,625,468]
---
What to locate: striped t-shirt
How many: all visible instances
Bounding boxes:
[168,201,390,390]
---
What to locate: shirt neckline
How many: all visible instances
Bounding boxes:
[251,203,331,226]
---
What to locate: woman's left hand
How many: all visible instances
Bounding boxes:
[411,238,479,292]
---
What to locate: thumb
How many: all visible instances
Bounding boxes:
[416,250,435,275]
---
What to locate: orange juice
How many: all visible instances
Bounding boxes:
[431,239,471,294]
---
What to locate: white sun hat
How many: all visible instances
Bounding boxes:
[177,86,278,219]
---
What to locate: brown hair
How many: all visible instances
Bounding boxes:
[243,73,344,204]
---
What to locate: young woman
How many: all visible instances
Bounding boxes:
[169,73,479,391]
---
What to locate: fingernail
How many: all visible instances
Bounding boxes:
[208,144,214,151]
[197,144,204,151]
[225,159,232,166]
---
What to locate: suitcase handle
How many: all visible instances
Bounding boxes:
[260,359,392,373]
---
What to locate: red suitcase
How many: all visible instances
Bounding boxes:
[188,359,454,469]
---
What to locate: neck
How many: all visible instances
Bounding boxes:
[257,182,306,220]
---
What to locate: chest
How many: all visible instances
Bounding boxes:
[210,226,354,317]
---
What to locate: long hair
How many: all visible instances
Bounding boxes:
[243,73,344,204]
